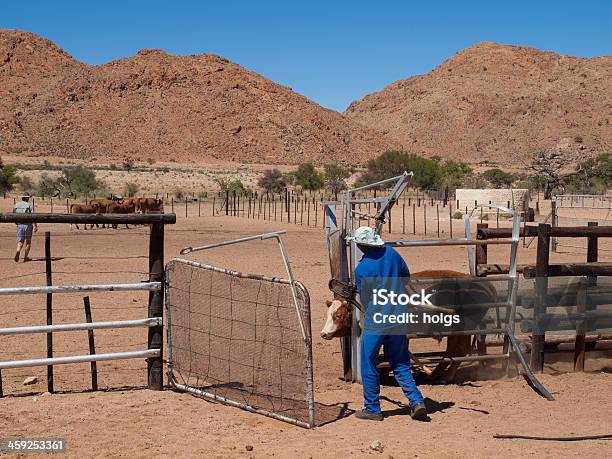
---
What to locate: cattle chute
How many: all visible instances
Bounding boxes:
[165,231,315,428]
[323,172,554,400]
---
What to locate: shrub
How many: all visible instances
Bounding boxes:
[0,158,19,193]
[355,151,440,190]
[214,178,250,194]
[123,158,134,171]
[123,182,140,197]
[257,169,286,193]
[452,211,464,219]
[18,176,35,193]
[323,163,351,197]
[291,163,324,191]
[438,160,473,191]
[36,174,59,197]
[174,188,185,201]
[482,168,515,188]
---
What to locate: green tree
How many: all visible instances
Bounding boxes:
[482,168,515,188]
[292,163,324,191]
[356,151,440,190]
[58,166,104,197]
[123,182,140,197]
[438,160,473,191]
[0,158,19,193]
[574,153,612,193]
[323,163,351,198]
[257,169,286,193]
[36,174,59,197]
[530,151,563,199]
[214,178,250,194]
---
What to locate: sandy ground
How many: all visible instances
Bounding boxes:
[1,199,611,458]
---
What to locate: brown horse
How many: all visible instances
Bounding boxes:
[320,270,497,382]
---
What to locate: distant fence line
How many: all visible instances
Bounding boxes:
[1,189,539,237]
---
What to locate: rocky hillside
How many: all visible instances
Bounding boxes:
[346,42,612,167]
[0,30,392,166]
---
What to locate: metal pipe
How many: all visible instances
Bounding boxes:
[0,317,162,336]
[506,330,555,401]
[0,349,160,370]
[347,172,412,194]
[411,353,510,364]
[386,238,516,247]
[180,230,287,255]
[0,282,161,296]
[169,374,312,429]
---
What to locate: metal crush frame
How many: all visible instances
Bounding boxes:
[324,172,554,400]
[165,231,315,428]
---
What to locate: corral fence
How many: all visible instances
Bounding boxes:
[476,222,612,373]
[551,194,612,253]
[0,212,176,396]
[165,231,315,428]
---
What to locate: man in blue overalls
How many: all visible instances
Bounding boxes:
[348,226,427,421]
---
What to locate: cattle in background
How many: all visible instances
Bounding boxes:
[107,201,136,229]
[70,203,102,230]
[136,198,164,214]
[89,198,114,229]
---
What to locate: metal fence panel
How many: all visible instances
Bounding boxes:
[165,259,314,428]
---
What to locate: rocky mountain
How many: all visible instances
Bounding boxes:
[346,42,612,167]
[0,30,392,166]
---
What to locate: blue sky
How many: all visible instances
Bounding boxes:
[3,1,611,111]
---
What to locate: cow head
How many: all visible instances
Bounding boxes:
[320,299,352,339]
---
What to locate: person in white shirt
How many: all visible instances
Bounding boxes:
[13,193,37,262]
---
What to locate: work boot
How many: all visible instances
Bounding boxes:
[354,409,383,421]
[409,402,427,420]
[14,251,20,262]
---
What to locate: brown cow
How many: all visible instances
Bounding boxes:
[136,197,163,213]
[70,203,102,230]
[107,201,135,229]
[88,198,114,229]
[320,270,496,383]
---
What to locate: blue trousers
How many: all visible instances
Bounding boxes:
[361,334,424,414]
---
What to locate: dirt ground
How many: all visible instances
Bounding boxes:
[1,201,611,458]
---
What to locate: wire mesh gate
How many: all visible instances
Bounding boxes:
[165,232,315,428]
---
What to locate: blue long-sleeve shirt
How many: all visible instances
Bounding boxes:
[355,246,410,332]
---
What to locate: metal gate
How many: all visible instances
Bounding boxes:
[165,231,315,428]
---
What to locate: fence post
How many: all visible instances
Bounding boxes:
[83,296,98,391]
[412,204,416,235]
[449,204,453,238]
[475,223,488,276]
[551,201,558,252]
[148,223,164,390]
[531,223,550,373]
[45,232,54,394]
[574,221,598,371]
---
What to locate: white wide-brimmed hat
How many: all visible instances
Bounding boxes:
[346,226,385,246]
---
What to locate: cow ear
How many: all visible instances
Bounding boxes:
[325,300,333,307]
